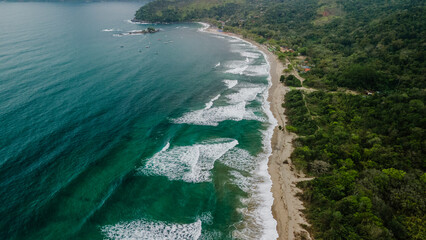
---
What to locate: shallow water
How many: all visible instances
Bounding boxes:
[0,2,276,239]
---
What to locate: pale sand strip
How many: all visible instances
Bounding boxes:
[202,25,313,240]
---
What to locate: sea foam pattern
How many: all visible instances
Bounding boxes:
[138,139,238,182]
[222,37,269,77]
[220,34,278,239]
[173,102,247,126]
[222,79,238,89]
[173,82,265,126]
[101,219,202,240]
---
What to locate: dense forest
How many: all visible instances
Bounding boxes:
[286,90,425,239]
[135,0,425,239]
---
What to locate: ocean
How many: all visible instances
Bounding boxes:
[0,2,277,239]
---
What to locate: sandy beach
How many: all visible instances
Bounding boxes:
[203,25,312,240]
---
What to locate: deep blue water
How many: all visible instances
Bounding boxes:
[0,2,277,239]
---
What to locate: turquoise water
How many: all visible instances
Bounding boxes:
[0,2,277,239]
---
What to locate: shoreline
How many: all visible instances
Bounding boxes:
[201,24,312,239]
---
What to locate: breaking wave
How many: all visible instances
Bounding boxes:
[138,139,238,182]
[101,219,202,240]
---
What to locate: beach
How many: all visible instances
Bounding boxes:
[203,24,312,240]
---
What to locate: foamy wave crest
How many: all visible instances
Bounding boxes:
[244,64,270,76]
[198,212,213,225]
[212,35,225,39]
[229,39,261,59]
[230,171,252,193]
[173,102,246,126]
[232,161,278,240]
[218,147,278,239]
[102,28,120,32]
[231,46,261,60]
[101,219,202,240]
[197,22,210,32]
[244,109,267,122]
[240,51,261,59]
[219,147,256,172]
[161,142,170,152]
[204,94,220,110]
[126,19,149,25]
[224,60,250,75]
[224,60,268,76]
[227,152,278,240]
[222,80,238,89]
[236,45,278,239]
[228,38,241,43]
[226,86,265,104]
[138,139,238,182]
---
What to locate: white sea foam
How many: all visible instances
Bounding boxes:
[198,212,213,225]
[173,92,265,125]
[240,51,261,59]
[219,146,278,240]
[138,139,238,182]
[230,170,252,192]
[101,219,202,240]
[228,38,241,43]
[231,46,261,60]
[161,142,170,152]
[197,22,210,32]
[116,30,146,36]
[199,230,222,240]
[224,60,268,76]
[102,28,120,32]
[244,64,270,76]
[204,94,220,110]
[173,102,246,126]
[126,19,150,25]
[220,33,279,239]
[222,80,238,89]
[229,39,261,60]
[219,147,256,172]
[249,47,279,240]
[212,35,225,39]
[226,86,265,104]
[224,60,250,75]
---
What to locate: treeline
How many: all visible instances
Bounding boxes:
[285,89,425,239]
[134,0,244,23]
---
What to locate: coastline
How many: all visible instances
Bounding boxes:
[201,23,312,240]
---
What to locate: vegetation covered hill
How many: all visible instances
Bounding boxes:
[135,0,425,239]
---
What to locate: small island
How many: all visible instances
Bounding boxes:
[128,27,159,35]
